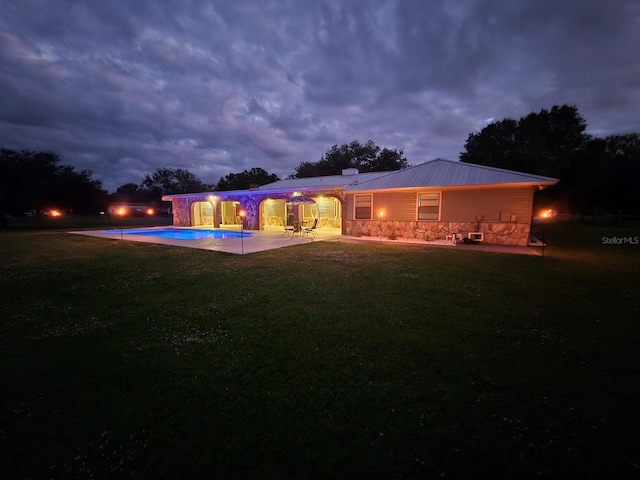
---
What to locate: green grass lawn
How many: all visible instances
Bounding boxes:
[1,221,639,479]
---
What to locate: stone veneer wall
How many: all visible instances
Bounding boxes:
[347,220,531,246]
[172,198,191,226]
[169,190,346,230]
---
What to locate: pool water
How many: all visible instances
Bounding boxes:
[103,227,252,240]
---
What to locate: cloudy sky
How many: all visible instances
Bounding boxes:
[1,0,639,192]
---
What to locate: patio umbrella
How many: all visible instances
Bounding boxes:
[285,195,318,228]
[285,195,316,205]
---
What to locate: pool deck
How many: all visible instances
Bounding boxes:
[70,226,342,255]
[70,226,542,256]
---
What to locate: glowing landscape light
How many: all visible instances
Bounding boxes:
[239,209,247,255]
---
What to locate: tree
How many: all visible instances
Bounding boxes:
[601,133,640,214]
[458,119,520,171]
[215,167,279,191]
[54,165,108,213]
[141,168,213,200]
[292,161,321,178]
[293,140,408,177]
[460,105,590,178]
[0,148,107,227]
[114,183,148,203]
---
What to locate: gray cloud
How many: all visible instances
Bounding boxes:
[1,0,638,192]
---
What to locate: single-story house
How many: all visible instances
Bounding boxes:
[161,159,558,246]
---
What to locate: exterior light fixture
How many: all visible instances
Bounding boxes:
[378,209,385,244]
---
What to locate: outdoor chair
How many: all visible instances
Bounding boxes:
[302,218,318,238]
[284,223,303,237]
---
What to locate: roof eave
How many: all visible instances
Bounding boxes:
[161,184,350,201]
[346,180,559,193]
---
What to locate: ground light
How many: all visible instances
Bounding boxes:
[539,209,552,257]
[239,209,246,255]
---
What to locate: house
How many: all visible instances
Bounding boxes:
[161,159,558,246]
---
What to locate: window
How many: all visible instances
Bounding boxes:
[418,193,440,221]
[266,200,284,217]
[354,194,372,220]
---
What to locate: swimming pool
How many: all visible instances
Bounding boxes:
[103,227,252,240]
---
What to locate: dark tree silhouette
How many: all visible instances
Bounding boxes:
[215,167,279,191]
[141,168,213,199]
[293,140,408,177]
[461,105,589,178]
[0,147,106,227]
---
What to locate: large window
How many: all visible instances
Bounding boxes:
[417,193,440,221]
[354,194,372,220]
[266,199,285,217]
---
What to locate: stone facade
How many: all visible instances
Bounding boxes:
[346,220,531,246]
[170,191,345,231]
[172,198,191,227]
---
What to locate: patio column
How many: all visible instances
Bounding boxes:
[213,201,221,228]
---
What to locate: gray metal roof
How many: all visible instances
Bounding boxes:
[162,159,559,200]
[257,171,388,191]
[161,171,387,200]
[345,159,559,191]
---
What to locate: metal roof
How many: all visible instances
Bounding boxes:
[162,159,558,200]
[161,171,387,200]
[256,171,388,191]
[345,159,559,191]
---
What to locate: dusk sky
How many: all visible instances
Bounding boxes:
[1,0,639,193]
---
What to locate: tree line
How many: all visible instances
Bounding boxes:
[0,140,406,227]
[0,149,106,228]
[2,105,639,228]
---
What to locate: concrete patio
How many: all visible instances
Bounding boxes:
[71,226,542,256]
[70,226,342,254]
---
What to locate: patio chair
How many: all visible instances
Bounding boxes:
[284,222,303,237]
[302,218,318,239]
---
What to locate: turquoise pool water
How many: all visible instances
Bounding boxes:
[103,227,252,240]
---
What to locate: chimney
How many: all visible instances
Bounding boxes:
[341,168,359,176]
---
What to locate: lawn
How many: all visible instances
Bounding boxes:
[1,220,639,479]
